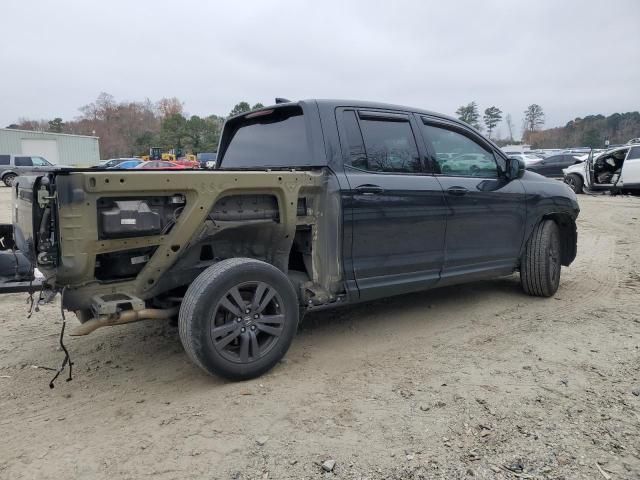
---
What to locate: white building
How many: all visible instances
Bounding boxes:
[0,128,100,166]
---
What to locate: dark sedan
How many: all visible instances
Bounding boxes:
[519,154,582,178]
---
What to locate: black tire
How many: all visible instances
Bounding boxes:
[564,174,583,194]
[3,173,16,187]
[520,220,562,297]
[179,258,299,380]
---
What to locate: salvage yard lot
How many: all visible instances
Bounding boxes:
[0,187,639,479]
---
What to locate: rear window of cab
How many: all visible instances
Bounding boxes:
[218,106,308,169]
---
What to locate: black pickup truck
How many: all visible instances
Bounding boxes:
[2,99,579,380]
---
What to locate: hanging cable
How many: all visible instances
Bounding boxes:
[47,287,73,388]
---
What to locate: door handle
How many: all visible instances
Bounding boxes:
[446,186,468,196]
[355,184,385,195]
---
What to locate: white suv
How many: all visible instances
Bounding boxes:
[563,145,640,193]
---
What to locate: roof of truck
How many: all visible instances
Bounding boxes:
[311,98,456,120]
[228,98,460,125]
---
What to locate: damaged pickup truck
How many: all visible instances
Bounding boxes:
[2,99,579,380]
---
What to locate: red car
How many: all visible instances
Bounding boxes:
[134,161,190,170]
[173,159,200,168]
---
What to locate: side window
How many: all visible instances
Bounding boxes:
[627,147,640,160]
[0,155,9,166]
[31,156,49,166]
[342,110,367,169]
[421,121,499,177]
[14,156,33,167]
[343,111,421,173]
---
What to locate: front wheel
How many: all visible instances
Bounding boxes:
[564,174,583,194]
[520,220,561,297]
[179,258,299,380]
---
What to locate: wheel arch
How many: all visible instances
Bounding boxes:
[566,170,584,181]
[539,213,577,266]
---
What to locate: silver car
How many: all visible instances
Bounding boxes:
[0,154,56,187]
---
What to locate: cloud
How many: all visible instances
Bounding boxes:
[2,0,639,136]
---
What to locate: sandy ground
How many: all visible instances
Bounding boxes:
[0,186,638,480]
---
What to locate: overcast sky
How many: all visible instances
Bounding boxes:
[3,0,639,137]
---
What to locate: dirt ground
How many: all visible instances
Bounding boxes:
[0,187,639,480]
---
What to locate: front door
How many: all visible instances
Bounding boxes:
[418,118,526,284]
[337,109,447,301]
[620,146,640,188]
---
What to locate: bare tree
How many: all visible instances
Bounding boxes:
[505,113,515,141]
[156,97,184,118]
[7,118,49,131]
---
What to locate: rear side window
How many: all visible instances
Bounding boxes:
[14,156,33,167]
[341,110,367,168]
[342,110,421,173]
[219,107,309,168]
[0,155,9,165]
[421,121,498,178]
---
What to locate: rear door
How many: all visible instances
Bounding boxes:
[620,146,640,187]
[418,117,526,283]
[337,108,447,301]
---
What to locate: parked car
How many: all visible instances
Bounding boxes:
[524,153,583,178]
[107,159,143,169]
[94,158,140,169]
[197,152,218,169]
[563,145,640,193]
[2,99,579,381]
[134,160,189,169]
[173,159,200,169]
[506,153,546,166]
[439,153,498,176]
[0,154,59,186]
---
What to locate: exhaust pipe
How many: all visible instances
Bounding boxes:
[70,307,179,336]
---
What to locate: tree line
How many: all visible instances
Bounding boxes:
[8,94,638,155]
[6,93,264,160]
[454,101,545,144]
[525,112,640,149]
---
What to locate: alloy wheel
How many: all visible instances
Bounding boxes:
[209,281,285,363]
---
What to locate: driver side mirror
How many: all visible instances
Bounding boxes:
[506,157,525,179]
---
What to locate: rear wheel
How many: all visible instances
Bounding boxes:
[3,173,16,187]
[179,258,299,380]
[520,220,562,297]
[564,174,583,194]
